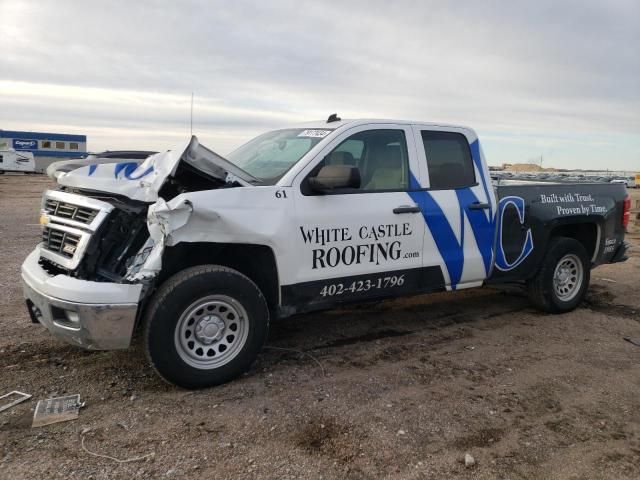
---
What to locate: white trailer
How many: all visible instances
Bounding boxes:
[0,149,36,173]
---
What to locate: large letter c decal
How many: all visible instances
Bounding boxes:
[495,196,533,271]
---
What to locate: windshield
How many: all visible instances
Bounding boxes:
[226,128,333,182]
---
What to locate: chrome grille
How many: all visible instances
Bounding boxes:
[44,198,99,225]
[42,227,81,259]
[39,190,114,271]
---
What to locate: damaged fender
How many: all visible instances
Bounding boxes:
[126,186,290,284]
[127,197,197,280]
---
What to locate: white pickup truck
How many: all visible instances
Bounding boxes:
[21,118,630,388]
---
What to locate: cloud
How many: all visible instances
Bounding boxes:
[0,0,638,169]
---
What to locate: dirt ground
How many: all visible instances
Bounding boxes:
[1,174,639,480]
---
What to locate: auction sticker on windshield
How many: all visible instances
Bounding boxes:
[298,129,331,138]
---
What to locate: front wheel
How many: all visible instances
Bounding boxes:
[527,237,590,313]
[143,265,269,388]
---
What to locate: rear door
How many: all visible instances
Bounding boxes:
[286,124,426,310]
[409,127,497,290]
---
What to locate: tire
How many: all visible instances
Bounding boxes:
[143,265,269,389]
[526,237,590,313]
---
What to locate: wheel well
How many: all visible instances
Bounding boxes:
[549,223,598,263]
[159,242,280,316]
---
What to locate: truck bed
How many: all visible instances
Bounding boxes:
[489,182,628,282]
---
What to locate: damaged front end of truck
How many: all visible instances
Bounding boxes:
[24,136,255,349]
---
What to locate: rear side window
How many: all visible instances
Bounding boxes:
[421,131,475,189]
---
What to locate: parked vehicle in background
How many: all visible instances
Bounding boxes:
[21,118,631,388]
[610,177,636,188]
[0,149,36,173]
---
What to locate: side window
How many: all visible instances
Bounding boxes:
[42,140,51,148]
[322,129,409,191]
[56,141,65,149]
[421,131,475,189]
[328,139,363,166]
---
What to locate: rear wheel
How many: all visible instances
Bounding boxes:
[527,237,590,313]
[143,265,269,388]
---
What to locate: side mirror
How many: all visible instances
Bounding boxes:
[308,165,361,193]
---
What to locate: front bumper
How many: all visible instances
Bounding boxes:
[21,249,143,350]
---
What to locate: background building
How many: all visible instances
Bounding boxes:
[0,130,87,172]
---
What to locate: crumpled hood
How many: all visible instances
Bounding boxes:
[56,136,254,202]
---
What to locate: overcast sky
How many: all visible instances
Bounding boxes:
[1,0,638,170]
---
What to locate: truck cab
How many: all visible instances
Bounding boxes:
[21,118,630,388]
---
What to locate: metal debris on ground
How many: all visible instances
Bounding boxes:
[623,337,640,347]
[32,394,85,427]
[80,434,155,463]
[464,452,476,467]
[0,391,32,413]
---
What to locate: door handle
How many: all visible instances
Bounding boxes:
[393,205,421,214]
[468,202,490,210]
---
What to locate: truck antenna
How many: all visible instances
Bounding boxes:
[190,92,194,136]
[327,113,341,123]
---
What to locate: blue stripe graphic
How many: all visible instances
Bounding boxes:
[408,173,465,289]
[113,161,154,180]
[408,140,495,289]
[455,188,494,274]
[470,140,492,219]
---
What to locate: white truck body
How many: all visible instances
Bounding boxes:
[21,118,629,387]
[52,120,494,289]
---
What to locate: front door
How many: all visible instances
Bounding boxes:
[286,124,426,311]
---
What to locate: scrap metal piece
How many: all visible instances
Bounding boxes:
[0,391,32,413]
[624,337,640,347]
[32,394,85,427]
